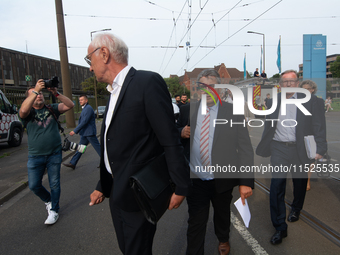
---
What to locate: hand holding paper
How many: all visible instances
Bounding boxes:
[234,197,251,228]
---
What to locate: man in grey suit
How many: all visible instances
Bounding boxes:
[63,94,100,169]
[256,70,327,245]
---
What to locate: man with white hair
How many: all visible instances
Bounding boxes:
[86,33,190,255]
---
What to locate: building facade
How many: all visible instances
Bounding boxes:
[0,47,92,93]
[174,63,248,101]
[299,54,340,98]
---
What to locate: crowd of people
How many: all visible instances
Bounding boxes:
[19,32,328,255]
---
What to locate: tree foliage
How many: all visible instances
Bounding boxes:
[330,56,340,78]
[164,77,190,98]
[271,73,281,79]
[81,76,109,96]
[326,80,332,92]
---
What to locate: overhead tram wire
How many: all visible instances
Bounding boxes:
[158,0,188,74]
[213,0,265,14]
[144,0,174,12]
[160,0,210,76]
[177,0,243,74]
[67,42,340,50]
[185,0,193,69]
[64,14,340,23]
[187,0,283,73]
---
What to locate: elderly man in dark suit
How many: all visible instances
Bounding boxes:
[177,69,254,255]
[86,33,190,255]
[63,94,101,169]
[256,70,327,245]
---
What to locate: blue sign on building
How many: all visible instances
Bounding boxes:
[303,34,326,99]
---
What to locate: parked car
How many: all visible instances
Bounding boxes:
[94,106,106,118]
[0,90,23,147]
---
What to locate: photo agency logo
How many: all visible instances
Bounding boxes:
[199,84,312,128]
[197,82,223,107]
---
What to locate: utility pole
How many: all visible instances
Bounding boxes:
[55,0,75,128]
[1,49,5,93]
[25,41,31,87]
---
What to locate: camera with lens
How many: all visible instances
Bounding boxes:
[62,137,87,154]
[43,76,59,88]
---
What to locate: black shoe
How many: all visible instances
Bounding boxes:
[63,163,75,170]
[287,210,300,222]
[270,230,287,245]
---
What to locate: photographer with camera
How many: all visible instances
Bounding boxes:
[19,78,74,225]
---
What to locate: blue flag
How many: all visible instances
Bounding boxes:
[276,36,281,74]
[244,54,246,80]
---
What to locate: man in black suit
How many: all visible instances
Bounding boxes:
[177,69,254,255]
[256,70,327,245]
[86,33,190,255]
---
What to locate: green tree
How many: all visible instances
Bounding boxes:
[271,73,281,79]
[326,80,332,92]
[330,56,340,78]
[81,76,109,96]
[164,77,190,98]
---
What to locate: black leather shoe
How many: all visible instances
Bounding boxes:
[63,163,75,170]
[288,210,300,222]
[270,230,287,245]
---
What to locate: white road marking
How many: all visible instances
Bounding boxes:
[231,212,269,255]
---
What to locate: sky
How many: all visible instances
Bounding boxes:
[1,0,339,79]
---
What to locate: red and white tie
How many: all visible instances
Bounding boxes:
[200,108,210,166]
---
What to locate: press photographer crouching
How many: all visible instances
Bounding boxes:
[19,78,74,225]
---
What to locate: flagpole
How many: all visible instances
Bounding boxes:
[260,45,263,74]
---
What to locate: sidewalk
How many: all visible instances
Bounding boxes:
[0,119,103,205]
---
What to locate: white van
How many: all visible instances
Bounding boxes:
[0,90,23,146]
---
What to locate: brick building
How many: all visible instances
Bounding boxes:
[173,63,248,100]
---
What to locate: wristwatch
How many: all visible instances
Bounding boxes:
[55,92,60,97]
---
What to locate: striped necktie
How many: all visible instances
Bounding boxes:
[200,108,210,166]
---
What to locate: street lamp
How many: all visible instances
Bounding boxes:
[247,31,265,72]
[90,28,111,118]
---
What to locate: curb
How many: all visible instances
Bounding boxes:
[0,131,101,206]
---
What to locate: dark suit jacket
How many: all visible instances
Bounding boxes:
[176,102,254,193]
[96,67,190,212]
[73,104,96,136]
[256,93,327,164]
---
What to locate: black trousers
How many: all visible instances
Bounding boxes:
[186,179,233,255]
[109,195,156,255]
[270,141,308,231]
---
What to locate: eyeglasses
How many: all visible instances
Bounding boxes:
[84,47,101,66]
[196,82,216,89]
[280,79,298,85]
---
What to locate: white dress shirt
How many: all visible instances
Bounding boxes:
[273,93,297,142]
[104,65,132,174]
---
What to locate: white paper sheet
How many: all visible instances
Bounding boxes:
[234,197,251,228]
[304,135,317,159]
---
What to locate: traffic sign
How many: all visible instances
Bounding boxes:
[25,75,32,82]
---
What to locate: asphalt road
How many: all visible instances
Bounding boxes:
[0,143,339,254]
